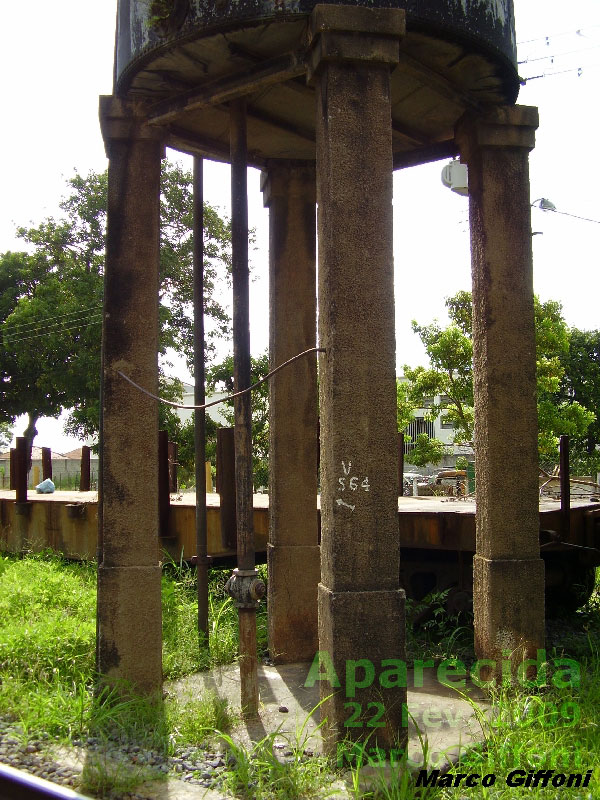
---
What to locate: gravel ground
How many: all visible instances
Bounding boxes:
[0,715,233,798]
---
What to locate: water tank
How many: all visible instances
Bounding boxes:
[114,0,519,165]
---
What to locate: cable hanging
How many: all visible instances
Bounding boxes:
[2,314,104,343]
[1,315,103,346]
[0,305,103,333]
[517,24,600,46]
[118,347,325,410]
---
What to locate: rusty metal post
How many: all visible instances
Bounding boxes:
[193,155,210,639]
[168,441,178,493]
[15,438,28,503]
[80,446,91,492]
[9,449,16,490]
[217,428,237,550]
[560,434,570,538]
[398,432,404,496]
[42,447,52,481]
[230,98,258,718]
[159,430,170,536]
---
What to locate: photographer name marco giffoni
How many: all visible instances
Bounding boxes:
[416,769,593,789]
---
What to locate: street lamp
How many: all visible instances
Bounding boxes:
[531,197,557,211]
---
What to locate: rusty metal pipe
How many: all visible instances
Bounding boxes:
[193,155,210,638]
[398,432,404,496]
[230,98,258,717]
[158,430,170,536]
[560,434,570,538]
[42,447,52,482]
[80,446,91,492]
[230,98,254,571]
[15,437,28,503]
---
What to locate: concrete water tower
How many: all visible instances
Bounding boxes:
[98,0,544,752]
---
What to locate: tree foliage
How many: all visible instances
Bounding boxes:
[404,291,595,464]
[206,352,270,489]
[557,328,600,473]
[405,433,449,468]
[0,422,12,450]
[0,163,232,453]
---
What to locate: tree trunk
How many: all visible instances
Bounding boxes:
[23,412,39,472]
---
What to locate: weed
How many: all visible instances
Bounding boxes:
[80,752,162,798]
[217,729,334,800]
[166,691,234,748]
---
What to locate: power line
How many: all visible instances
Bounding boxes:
[1,305,103,333]
[517,24,600,46]
[533,208,600,225]
[518,43,600,64]
[521,63,600,82]
[1,312,104,343]
[1,316,103,346]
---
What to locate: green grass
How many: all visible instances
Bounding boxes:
[0,552,263,749]
[1,551,599,798]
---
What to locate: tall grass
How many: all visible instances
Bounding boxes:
[0,552,263,747]
[1,551,599,799]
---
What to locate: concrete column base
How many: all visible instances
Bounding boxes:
[267,544,320,663]
[474,555,545,675]
[97,565,163,696]
[318,584,407,755]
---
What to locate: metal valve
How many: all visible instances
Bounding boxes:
[225,568,266,608]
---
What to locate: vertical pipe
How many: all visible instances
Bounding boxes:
[80,446,91,492]
[168,441,178,493]
[158,430,170,536]
[15,438,28,503]
[9,449,16,490]
[398,433,404,496]
[216,427,237,550]
[42,447,52,481]
[560,434,570,538]
[230,98,258,717]
[193,156,209,639]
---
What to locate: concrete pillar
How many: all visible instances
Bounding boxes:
[456,106,545,675]
[97,96,163,695]
[261,162,319,664]
[307,6,407,753]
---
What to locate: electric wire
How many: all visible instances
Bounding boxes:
[118,347,325,411]
[518,43,600,64]
[1,316,103,346]
[517,25,600,45]
[0,305,103,333]
[521,64,600,82]
[532,206,600,225]
[1,312,103,341]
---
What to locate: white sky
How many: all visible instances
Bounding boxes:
[1,0,599,452]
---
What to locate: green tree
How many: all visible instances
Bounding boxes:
[0,163,232,456]
[405,433,449,469]
[557,328,600,474]
[0,422,12,450]
[404,291,594,463]
[206,352,269,489]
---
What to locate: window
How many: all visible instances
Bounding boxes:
[403,417,435,452]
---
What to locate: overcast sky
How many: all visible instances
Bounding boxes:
[1,1,599,451]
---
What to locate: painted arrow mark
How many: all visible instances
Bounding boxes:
[336,498,355,512]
